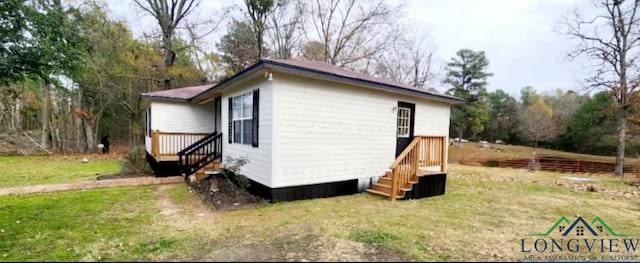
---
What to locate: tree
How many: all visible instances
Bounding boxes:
[374,25,437,88]
[301,40,325,61]
[520,86,539,108]
[0,0,34,84]
[484,89,519,143]
[306,0,403,68]
[522,100,556,149]
[562,0,640,176]
[244,0,275,60]
[24,0,89,149]
[550,89,587,143]
[266,0,305,59]
[559,91,617,154]
[217,21,262,75]
[444,49,493,141]
[133,0,199,89]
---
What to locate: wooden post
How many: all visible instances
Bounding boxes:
[413,142,420,179]
[441,136,447,172]
[390,169,398,202]
[151,130,160,157]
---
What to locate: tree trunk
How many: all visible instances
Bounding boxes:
[11,96,22,132]
[614,107,627,176]
[84,119,95,152]
[162,33,173,90]
[41,81,51,148]
[76,86,85,152]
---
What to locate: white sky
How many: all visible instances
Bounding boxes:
[105,0,594,98]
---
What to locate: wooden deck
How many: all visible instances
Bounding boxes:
[154,155,180,162]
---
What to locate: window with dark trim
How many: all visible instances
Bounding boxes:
[231,92,253,145]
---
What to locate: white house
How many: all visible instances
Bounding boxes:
[139,59,464,202]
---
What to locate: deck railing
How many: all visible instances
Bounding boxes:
[150,130,209,157]
[389,135,447,201]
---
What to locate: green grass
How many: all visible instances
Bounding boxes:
[0,186,189,261]
[0,156,122,187]
[1,163,639,261]
[200,165,640,261]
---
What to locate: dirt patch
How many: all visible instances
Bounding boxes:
[195,232,408,262]
[96,173,149,180]
[187,178,264,211]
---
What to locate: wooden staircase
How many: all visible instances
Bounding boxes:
[366,136,447,201]
[365,170,418,199]
[190,160,221,182]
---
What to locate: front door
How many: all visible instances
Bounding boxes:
[395,101,415,157]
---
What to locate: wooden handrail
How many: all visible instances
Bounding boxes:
[389,137,422,169]
[389,135,447,201]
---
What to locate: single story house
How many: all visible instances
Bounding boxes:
[139,59,465,202]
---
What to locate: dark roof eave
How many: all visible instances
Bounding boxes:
[265,61,465,104]
[139,94,191,102]
[190,59,465,104]
[190,63,267,102]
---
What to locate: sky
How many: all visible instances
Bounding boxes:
[106,0,593,98]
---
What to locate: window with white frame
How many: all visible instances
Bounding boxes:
[397,107,410,138]
[232,92,253,145]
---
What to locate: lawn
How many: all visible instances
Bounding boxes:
[0,156,122,187]
[448,142,640,163]
[1,162,638,261]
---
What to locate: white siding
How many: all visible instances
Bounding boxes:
[222,79,274,187]
[144,100,215,152]
[151,101,215,133]
[271,74,450,188]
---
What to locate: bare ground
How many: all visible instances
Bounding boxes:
[0,176,183,196]
[153,185,408,262]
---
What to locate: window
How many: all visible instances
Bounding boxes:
[576,226,584,236]
[397,107,410,138]
[231,92,253,145]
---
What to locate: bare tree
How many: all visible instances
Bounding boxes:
[183,10,229,81]
[374,25,438,88]
[562,0,640,176]
[305,0,403,68]
[133,0,200,89]
[266,0,305,59]
[522,100,557,150]
[243,0,275,59]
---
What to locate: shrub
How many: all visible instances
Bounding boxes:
[217,156,250,192]
[122,146,152,174]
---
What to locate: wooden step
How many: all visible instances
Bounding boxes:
[365,188,405,199]
[377,177,391,186]
[377,176,417,186]
[370,183,391,192]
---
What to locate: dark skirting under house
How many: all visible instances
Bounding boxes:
[247,179,359,203]
[145,152,181,177]
[402,173,447,200]
[246,173,447,203]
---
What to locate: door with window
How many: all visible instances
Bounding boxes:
[396,101,415,157]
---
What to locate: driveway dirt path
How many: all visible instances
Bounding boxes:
[0,176,183,196]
